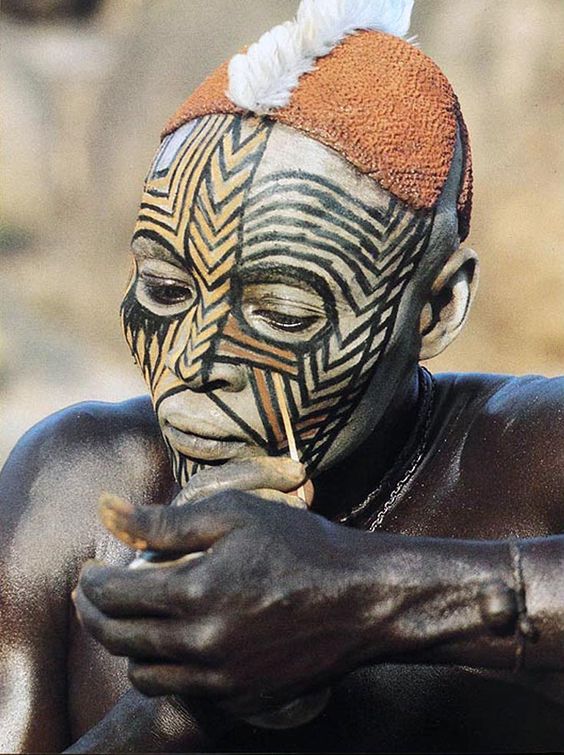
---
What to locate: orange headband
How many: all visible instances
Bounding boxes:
[163,30,472,240]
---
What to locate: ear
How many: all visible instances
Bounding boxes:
[419,247,479,360]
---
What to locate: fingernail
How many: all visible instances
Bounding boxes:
[99,492,134,517]
[98,494,146,550]
[119,532,148,550]
[99,494,133,526]
[303,479,315,507]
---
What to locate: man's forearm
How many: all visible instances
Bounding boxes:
[356,533,563,672]
[64,689,227,754]
[75,496,564,711]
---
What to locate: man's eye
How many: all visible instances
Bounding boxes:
[142,278,192,306]
[254,310,319,332]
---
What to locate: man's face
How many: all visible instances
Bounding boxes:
[122,115,433,486]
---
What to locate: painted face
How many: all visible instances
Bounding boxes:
[122,115,433,486]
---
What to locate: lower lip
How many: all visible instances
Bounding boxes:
[165,425,248,461]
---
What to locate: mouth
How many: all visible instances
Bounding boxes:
[163,421,250,462]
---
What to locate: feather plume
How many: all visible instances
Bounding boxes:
[227,0,414,113]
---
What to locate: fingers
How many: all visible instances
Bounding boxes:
[75,571,232,697]
[99,494,233,554]
[76,558,193,617]
[128,660,233,699]
[74,583,182,659]
[100,463,313,555]
[174,457,306,507]
[74,582,223,668]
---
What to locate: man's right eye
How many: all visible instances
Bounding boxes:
[137,273,194,311]
[143,279,191,305]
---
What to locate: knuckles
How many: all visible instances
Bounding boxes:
[186,618,230,666]
[167,560,213,608]
[127,660,163,696]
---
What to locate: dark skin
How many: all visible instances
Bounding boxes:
[2,371,564,753]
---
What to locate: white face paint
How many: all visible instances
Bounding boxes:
[122,115,444,486]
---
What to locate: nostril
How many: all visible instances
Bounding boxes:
[189,378,231,393]
[217,366,248,393]
[172,358,247,393]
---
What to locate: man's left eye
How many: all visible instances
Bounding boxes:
[254,310,320,332]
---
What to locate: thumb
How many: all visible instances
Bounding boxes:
[98,493,233,554]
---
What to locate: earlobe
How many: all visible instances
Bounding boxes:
[419,247,479,360]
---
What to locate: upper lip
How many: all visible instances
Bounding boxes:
[162,419,249,461]
[164,415,247,442]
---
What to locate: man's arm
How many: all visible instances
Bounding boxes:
[0,400,200,753]
[0,409,95,752]
[74,493,564,719]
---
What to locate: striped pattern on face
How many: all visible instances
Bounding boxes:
[238,171,433,470]
[122,115,433,484]
[123,115,271,410]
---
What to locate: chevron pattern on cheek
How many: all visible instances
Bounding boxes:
[122,115,273,412]
[238,172,435,471]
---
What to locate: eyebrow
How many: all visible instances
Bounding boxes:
[131,231,184,265]
[237,262,336,306]
[238,262,318,285]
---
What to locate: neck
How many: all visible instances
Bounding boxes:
[312,366,422,521]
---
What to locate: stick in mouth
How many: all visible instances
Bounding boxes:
[272,372,307,504]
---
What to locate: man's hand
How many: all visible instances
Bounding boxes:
[73,452,529,719]
[73,472,378,717]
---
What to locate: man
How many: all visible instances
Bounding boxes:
[1,0,563,752]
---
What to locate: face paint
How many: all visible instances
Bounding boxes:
[122,115,433,486]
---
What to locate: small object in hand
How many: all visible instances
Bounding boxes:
[244,688,332,730]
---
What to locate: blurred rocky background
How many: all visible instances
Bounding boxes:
[1,0,563,462]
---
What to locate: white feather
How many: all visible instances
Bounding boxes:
[227,0,414,113]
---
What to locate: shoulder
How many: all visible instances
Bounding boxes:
[0,396,173,574]
[10,394,160,452]
[432,372,564,526]
[1,396,168,495]
[433,371,563,440]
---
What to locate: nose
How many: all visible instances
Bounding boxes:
[171,351,248,393]
[165,309,248,393]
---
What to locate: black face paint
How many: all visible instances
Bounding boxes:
[122,115,433,485]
